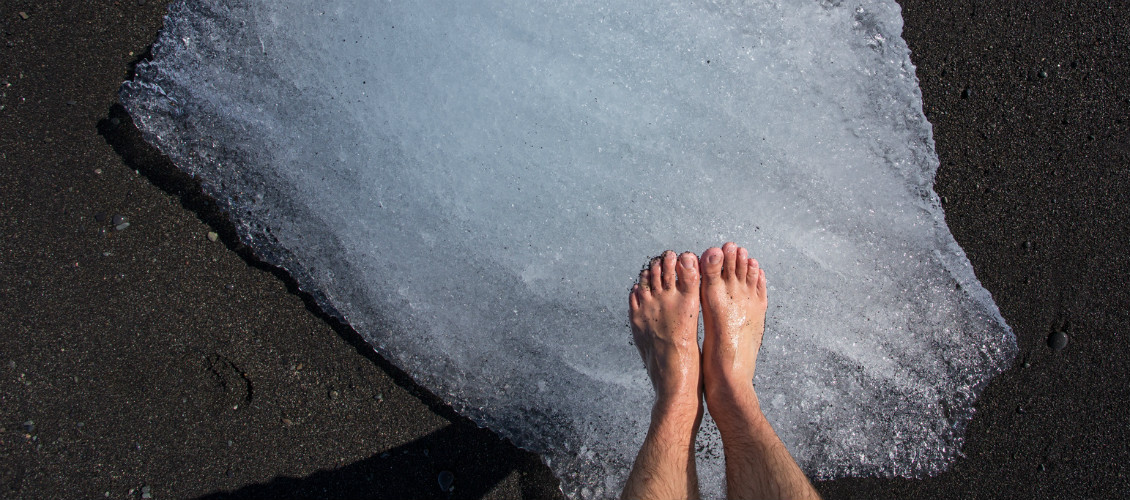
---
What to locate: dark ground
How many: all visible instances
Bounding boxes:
[0,1,1126,498]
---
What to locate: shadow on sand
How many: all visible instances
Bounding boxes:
[98,104,563,500]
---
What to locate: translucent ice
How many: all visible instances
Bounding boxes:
[122,0,1016,497]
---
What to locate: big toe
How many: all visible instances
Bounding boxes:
[675,252,700,294]
[700,247,723,282]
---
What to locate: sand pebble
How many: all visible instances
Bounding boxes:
[207,231,219,242]
[111,215,127,225]
[437,471,454,492]
[1048,330,1068,350]
[19,12,29,20]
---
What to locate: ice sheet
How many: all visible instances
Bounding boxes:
[121,0,1016,497]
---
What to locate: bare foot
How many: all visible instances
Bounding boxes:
[623,250,704,500]
[699,242,767,419]
[629,250,703,410]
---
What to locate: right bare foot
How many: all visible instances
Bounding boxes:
[699,242,768,419]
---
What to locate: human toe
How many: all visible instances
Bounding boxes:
[700,247,723,281]
[675,252,700,294]
[649,256,664,291]
[721,242,738,279]
[660,250,677,290]
[735,247,749,280]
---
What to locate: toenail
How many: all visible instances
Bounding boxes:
[679,255,694,268]
[707,253,721,264]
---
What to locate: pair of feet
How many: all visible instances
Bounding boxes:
[629,242,766,425]
[625,243,820,499]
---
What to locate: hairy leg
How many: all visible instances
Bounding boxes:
[700,243,820,500]
[622,251,704,500]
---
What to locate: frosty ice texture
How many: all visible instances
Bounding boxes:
[122,0,1016,497]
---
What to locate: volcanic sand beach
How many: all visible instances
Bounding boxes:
[1,1,1127,498]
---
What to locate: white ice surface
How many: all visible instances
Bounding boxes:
[122,0,1016,497]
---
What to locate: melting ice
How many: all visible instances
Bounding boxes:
[122,0,1016,497]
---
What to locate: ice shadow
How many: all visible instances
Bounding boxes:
[194,423,558,500]
[98,104,563,499]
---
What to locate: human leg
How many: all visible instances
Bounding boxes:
[621,251,704,500]
[699,243,820,500]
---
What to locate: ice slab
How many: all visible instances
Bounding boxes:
[122,0,1016,497]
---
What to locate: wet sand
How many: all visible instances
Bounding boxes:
[1,1,1126,498]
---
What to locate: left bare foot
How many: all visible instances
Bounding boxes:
[622,250,704,500]
[629,250,703,413]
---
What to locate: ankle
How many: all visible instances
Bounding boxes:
[705,383,765,434]
[651,395,703,434]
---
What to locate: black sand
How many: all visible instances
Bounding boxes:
[1,1,1126,498]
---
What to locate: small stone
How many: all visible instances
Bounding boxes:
[437,470,455,493]
[374,392,384,403]
[224,283,235,291]
[1023,361,1031,368]
[1038,70,1048,79]
[1047,330,1068,351]
[115,222,130,231]
[961,87,972,99]
[66,100,76,106]
[111,215,127,225]
[94,213,107,222]
[21,420,35,433]
[141,485,152,499]
[1022,240,1031,250]
[1016,405,1026,414]
[206,231,219,242]
[328,390,340,400]
[1037,463,1046,472]
[94,168,102,175]
[19,12,29,19]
